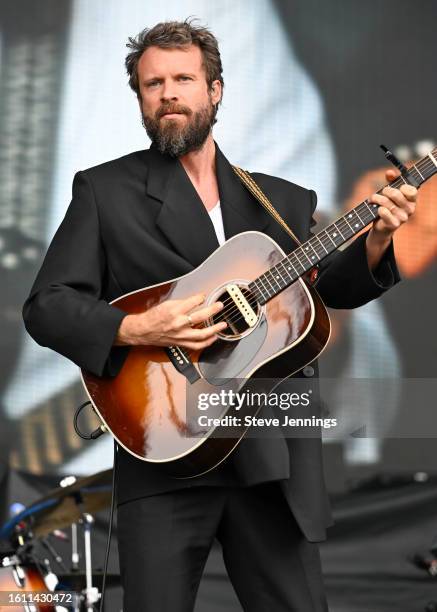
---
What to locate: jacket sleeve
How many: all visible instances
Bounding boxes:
[309,189,401,309]
[22,171,128,377]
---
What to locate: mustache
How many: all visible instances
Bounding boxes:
[156,104,193,120]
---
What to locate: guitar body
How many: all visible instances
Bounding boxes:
[81,231,330,477]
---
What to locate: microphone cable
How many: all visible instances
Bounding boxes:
[100,441,118,612]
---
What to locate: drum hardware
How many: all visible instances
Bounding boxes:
[2,554,26,586]
[0,470,119,612]
[71,513,100,612]
[0,470,117,611]
[13,563,26,588]
[40,558,58,593]
[57,476,102,610]
[0,552,58,611]
[40,536,68,573]
[59,477,80,575]
[71,523,79,572]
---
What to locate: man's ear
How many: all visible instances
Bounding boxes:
[210,80,222,105]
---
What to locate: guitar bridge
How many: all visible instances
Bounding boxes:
[165,346,200,383]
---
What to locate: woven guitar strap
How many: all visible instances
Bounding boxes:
[232,165,302,246]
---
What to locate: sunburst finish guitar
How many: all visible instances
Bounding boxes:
[81,147,437,477]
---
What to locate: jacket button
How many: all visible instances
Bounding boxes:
[302,366,315,377]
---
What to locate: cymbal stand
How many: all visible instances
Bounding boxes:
[71,522,79,571]
[80,513,100,612]
[59,475,82,611]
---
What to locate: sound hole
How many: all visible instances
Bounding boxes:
[210,286,261,338]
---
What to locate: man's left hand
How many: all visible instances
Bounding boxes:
[366,168,417,269]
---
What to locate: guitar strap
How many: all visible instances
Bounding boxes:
[232,165,302,246]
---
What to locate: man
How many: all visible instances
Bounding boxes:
[23,20,416,612]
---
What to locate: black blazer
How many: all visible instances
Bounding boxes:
[23,143,399,542]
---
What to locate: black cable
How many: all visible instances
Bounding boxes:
[74,400,107,440]
[73,401,93,440]
[99,441,118,612]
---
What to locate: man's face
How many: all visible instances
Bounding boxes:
[137,44,222,157]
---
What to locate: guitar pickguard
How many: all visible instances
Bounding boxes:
[198,316,268,383]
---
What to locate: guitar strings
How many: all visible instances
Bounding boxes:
[198,199,396,327]
[201,194,384,324]
[194,157,435,329]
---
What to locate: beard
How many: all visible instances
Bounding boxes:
[142,99,216,158]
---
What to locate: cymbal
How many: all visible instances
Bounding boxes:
[0,470,113,540]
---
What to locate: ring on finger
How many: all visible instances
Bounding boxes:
[186,314,194,328]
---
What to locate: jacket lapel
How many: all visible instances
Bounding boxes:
[148,143,271,269]
[149,147,219,268]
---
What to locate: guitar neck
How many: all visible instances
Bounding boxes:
[249,147,437,304]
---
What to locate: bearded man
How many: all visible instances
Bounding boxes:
[23,19,416,612]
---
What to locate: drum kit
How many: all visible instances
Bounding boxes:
[0,470,117,611]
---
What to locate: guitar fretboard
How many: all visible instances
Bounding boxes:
[249,147,437,304]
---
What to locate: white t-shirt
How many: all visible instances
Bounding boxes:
[208,200,226,246]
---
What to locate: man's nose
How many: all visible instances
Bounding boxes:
[160,80,178,102]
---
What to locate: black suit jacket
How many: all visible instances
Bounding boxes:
[23,143,399,541]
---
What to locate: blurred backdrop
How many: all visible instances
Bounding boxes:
[1,1,437,610]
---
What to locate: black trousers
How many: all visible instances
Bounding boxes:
[117,482,328,612]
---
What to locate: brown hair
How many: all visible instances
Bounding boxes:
[125,18,224,103]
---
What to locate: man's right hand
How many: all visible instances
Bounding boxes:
[114,293,227,350]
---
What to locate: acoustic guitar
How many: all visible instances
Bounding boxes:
[81,148,437,477]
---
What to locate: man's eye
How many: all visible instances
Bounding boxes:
[146,81,160,88]
[179,76,191,81]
